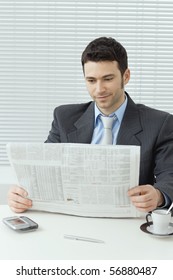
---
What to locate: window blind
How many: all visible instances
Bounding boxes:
[0,0,173,165]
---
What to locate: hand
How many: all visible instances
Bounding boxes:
[127,184,164,212]
[7,185,32,213]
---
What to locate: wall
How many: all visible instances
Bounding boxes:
[0,167,17,204]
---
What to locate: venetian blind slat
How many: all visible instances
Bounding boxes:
[0,0,173,165]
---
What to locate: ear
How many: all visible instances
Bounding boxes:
[123,68,130,85]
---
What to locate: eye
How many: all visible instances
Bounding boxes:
[87,79,95,83]
[104,76,113,81]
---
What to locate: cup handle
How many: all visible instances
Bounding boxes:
[146,213,152,225]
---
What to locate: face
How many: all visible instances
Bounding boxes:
[84,61,130,115]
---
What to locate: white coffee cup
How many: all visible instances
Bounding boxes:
[146,209,171,234]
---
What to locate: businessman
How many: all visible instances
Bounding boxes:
[8,37,173,213]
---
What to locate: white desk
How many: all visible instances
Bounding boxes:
[0,205,173,260]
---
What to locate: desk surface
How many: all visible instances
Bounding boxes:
[0,205,173,260]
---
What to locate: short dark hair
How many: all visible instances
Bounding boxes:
[81,37,128,76]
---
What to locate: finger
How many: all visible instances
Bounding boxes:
[134,206,154,212]
[10,206,28,213]
[131,198,157,212]
[8,197,32,211]
[8,199,32,212]
[135,204,157,212]
[8,185,28,197]
[132,199,152,208]
[128,184,154,197]
[8,196,32,210]
[128,186,143,196]
[130,193,150,203]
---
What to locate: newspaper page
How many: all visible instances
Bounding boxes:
[6,143,141,217]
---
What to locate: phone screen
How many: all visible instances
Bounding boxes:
[9,218,26,226]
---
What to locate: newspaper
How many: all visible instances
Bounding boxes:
[6,143,141,218]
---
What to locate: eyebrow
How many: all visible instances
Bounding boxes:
[85,74,115,79]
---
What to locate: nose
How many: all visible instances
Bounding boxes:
[95,81,105,94]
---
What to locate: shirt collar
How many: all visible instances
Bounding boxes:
[94,94,128,125]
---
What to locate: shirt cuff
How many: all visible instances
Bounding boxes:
[159,191,172,208]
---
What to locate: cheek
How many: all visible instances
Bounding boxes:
[86,84,95,95]
[112,81,123,91]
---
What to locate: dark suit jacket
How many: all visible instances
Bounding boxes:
[45,93,173,201]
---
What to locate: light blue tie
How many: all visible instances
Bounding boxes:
[100,115,114,144]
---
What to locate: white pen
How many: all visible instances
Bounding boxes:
[64,234,105,244]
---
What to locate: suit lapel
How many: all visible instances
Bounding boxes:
[67,102,95,143]
[66,96,142,145]
[117,95,143,145]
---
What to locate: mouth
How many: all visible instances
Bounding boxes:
[97,94,110,100]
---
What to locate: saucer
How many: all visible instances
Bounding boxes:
[140,222,173,237]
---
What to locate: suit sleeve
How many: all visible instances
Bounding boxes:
[154,113,173,202]
[45,108,61,143]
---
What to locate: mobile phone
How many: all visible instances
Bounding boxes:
[3,216,38,232]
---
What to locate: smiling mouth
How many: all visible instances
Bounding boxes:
[97,95,110,100]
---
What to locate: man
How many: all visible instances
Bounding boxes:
[8,37,173,213]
